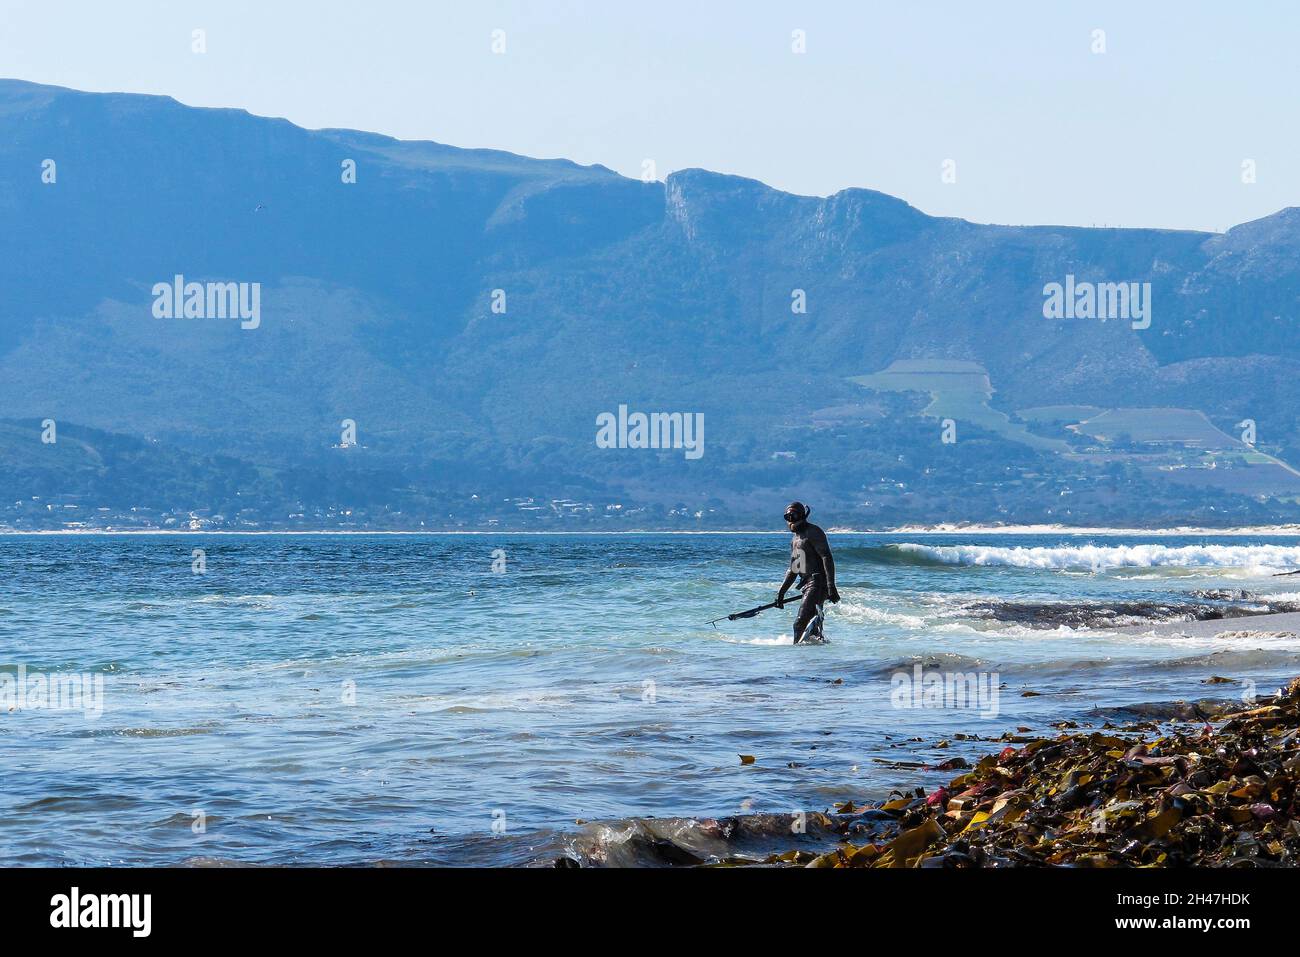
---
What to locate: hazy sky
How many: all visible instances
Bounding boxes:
[1,0,1294,232]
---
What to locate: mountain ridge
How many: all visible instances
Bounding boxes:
[2,76,1266,233]
[3,77,1300,530]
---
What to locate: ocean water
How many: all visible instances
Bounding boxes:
[4,532,1300,866]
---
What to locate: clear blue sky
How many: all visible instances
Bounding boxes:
[2,0,1295,232]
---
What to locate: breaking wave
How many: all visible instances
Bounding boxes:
[887,543,1300,572]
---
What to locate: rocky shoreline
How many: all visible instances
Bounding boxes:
[551,677,1300,868]
[758,677,1300,868]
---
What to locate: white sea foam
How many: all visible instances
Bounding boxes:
[714,633,795,646]
[894,542,1300,573]
[883,524,1300,536]
[833,600,929,629]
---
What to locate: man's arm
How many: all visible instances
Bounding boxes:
[776,570,797,605]
[815,530,840,602]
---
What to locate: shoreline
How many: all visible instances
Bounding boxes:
[787,675,1300,868]
[5,525,1300,537]
[557,676,1300,868]
[555,611,1300,867]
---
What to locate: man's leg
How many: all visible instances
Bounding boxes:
[792,587,825,643]
[804,602,825,642]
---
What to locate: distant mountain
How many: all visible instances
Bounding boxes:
[3,78,1300,530]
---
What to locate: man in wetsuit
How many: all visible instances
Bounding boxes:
[775,501,840,643]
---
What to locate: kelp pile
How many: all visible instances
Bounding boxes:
[786,677,1300,868]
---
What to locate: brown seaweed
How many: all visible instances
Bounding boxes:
[788,678,1300,868]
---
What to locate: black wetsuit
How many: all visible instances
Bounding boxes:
[788,522,831,641]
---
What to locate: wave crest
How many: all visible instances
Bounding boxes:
[888,543,1300,572]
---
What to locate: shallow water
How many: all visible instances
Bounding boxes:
[3,532,1300,866]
